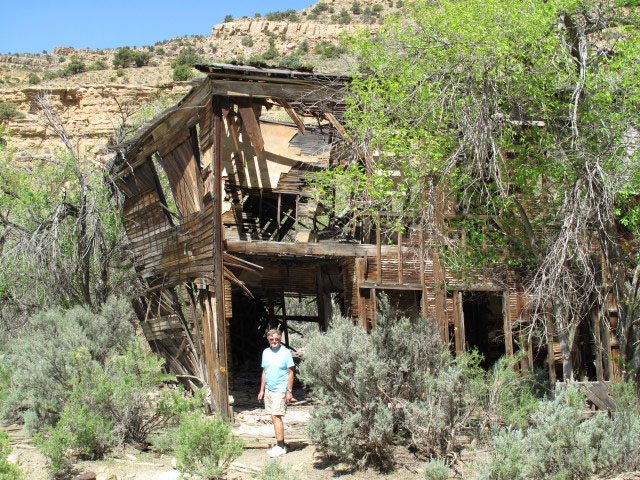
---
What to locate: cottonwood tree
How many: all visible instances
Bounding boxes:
[321,0,640,381]
[0,95,135,328]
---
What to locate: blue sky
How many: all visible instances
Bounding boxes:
[0,0,317,54]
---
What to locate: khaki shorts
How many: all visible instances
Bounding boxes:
[264,389,287,416]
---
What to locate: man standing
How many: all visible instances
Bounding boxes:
[258,329,294,458]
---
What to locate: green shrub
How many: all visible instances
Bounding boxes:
[423,458,450,480]
[372,3,384,12]
[276,55,303,70]
[314,41,346,59]
[172,64,194,81]
[262,39,279,61]
[113,46,134,68]
[62,56,86,76]
[87,59,107,71]
[174,412,244,479]
[337,9,352,24]
[3,298,135,429]
[43,70,59,80]
[297,39,310,54]
[172,46,203,68]
[351,1,362,14]
[28,73,41,85]
[477,385,640,480]
[132,50,152,67]
[0,103,24,122]
[260,459,300,480]
[241,36,254,47]
[312,2,329,14]
[0,430,23,480]
[224,14,233,22]
[265,9,299,21]
[300,297,483,469]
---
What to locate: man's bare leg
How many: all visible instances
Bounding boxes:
[272,415,285,443]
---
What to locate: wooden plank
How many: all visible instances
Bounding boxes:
[502,291,514,356]
[209,79,341,103]
[212,96,230,420]
[277,99,305,134]
[226,240,413,258]
[237,98,264,155]
[398,231,403,284]
[325,112,347,139]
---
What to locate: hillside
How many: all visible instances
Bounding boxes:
[0,0,399,159]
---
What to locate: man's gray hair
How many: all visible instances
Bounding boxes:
[267,329,282,339]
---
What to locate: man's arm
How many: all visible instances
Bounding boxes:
[285,367,294,403]
[258,369,266,401]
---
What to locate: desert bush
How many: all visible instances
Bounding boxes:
[132,50,152,67]
[241,36,254,47]
[28,73,41,84]
[224,14,233,22]
[62,56,86,76]
[0,430,23,480]
[113,46,134,68]
[314,41,346,59]
[43,70,59,80]
[477,385,640,480]
[312,2,330,14]
[173,412,244,479]
[423,458,450,480]
[262,39,279,61]
[0,103,24,121]
[260,459,300,480]
[3,297,135,429]
[87,59,107,71]
[172,46,203,68]
[173,64,194,81]
[351,1,362,14]
[300,297,485,469]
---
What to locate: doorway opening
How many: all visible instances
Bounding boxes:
[462,291,505,369]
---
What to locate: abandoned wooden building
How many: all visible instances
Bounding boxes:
[108,63,620,418]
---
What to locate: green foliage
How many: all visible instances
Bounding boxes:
[351,1,362,14]
[262,39,279,61]
[0,103,23,121]
[300,297,486,468]
[224,14,233,22]
[3,298,136,428]
[372,3,384,12]
[173,412,244,480]
[172,46,203,68]
[423,459,450,480]
[276,54,313,71]
[314,41,346,59]
[260,459,300,480]
[112,46,134,68]
[62,56,86,76]
[172,64,194,81]
[297,39,310,54]
[265,9,299,21]
[241,36,254,47]
[312,2,330,14]
[477,385,640,480]
[0,430,24,480]
[43,70,59,80]
[132,50,152,67]
[28,73,41,84]
[87,59,107,71]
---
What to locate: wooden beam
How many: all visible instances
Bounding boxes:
[237,98,264,155]
[226,240,413,258]
[325,112,347,139]
[277,99,306,134]
[397,231,403,284]
[209,79,341,103]
[502,291,514,356]
[211,96,230,420]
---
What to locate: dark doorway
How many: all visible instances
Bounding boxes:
[463,291,505,369]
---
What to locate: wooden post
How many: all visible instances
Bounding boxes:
[355,257,367,329]
[502,291,514,356]
[376,220,382,284]
[371,288,377,330]
[546,315,557,386]
[419,229,427,317]
[398,230,403,284]
[280,292,290,347]
[592,307,604,381]
[453,290,465,355]
[277,193,282,241]
[211,96,230,420]
[316,266,330,331]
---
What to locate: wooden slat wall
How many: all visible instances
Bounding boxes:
[160,137,204,217]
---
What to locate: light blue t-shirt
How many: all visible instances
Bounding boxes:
[262,345,294,393]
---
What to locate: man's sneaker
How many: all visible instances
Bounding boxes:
[267,445,287,457]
